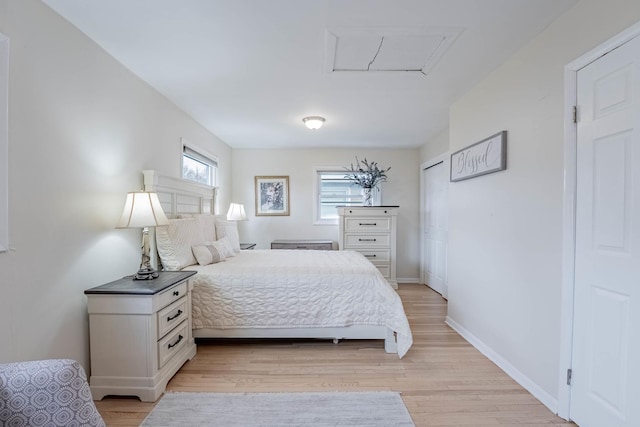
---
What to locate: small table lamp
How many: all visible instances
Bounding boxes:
[226,203,247,221]
[117,191,170,280]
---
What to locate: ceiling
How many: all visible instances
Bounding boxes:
[42,0,578,149]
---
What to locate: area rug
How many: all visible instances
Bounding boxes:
[141,391,414,426]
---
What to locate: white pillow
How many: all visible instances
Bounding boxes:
[196,215,217,241]
[192,241,226,266]
[215,218,240,253]
[216,236,236,258]
[155,218,202,270]
[177,214,217,241]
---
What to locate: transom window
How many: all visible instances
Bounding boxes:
[182,143,218,187]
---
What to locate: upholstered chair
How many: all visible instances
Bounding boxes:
[0,359,105,426]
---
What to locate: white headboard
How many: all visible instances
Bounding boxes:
[143,170,218,217]
[142,170,218,269]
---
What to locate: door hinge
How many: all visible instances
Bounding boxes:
[573,105,578,124]
[567,368,573,386]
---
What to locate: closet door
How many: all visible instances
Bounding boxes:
[570,34,640,427]
[422,161,448,297]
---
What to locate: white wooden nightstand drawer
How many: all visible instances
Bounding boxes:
[345,217,391,232]
[345,234,390,247]
[157,296,188,339]
[158,321,189,369]
[157,282,187,310]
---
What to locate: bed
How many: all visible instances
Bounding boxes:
[143,170,413,358]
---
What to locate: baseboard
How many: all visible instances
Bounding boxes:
[445,316,559,414]
[397,278,421,284]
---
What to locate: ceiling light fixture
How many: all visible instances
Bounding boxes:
[302,116,325,130]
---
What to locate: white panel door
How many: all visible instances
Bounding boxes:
[423,161,448,297]
[571,34,640,426]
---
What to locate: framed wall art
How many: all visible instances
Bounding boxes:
[450,131,507,182]
[255,176,290,216]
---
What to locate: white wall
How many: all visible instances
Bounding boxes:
[0,0,231,368]
[231,148,421,281]
[419,128,449,164]
[446,0,640,411]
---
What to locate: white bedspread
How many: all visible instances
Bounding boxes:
[186,250,413,358]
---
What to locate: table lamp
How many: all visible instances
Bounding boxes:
[117,191,169,280]
[226,203,247,221]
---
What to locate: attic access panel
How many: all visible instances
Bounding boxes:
[325,27,462,75]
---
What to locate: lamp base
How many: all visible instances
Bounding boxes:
[133,267,159,280]
[133,227,159,280]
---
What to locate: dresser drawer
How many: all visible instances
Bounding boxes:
[345,217,391,232]
[157,296,188,339]
[157,282,187,310]
[344,233,390,248]
[355,249,390,264]
[158,320,189,369]
[340,207,398,217]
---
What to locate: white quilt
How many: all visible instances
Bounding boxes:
[186,250,413,358]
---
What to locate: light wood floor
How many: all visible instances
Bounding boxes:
[95,284,575,426]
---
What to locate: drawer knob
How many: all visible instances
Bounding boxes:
[168,334,183,349]
[167,310,183,322]
[359,238,377,242]
[365,254,377,258]
[359,222,377,226]
[173,290,180,296]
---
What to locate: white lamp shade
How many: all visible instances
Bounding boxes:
[302,116,325,130]
[116,192,170,228]
[226,203,247,221]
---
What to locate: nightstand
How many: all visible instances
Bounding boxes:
[84,271,197,402]
[240,243,256,250]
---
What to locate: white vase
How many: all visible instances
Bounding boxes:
[362,188,373,206]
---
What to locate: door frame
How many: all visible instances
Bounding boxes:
[420,153,449,296]
[0,34,8,253]
[558,20,640,420]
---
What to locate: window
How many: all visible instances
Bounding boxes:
[182,142,218,187]
[314,169,380,224]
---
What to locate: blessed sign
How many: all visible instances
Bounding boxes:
[450,131,507,182]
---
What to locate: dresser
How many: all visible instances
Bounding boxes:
[84,271,197,402]
[337,206,399,289]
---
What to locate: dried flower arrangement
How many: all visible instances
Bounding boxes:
[344,157,391,189]
[344,157,391,206]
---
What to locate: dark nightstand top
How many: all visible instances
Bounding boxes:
[84,271,197,295]
[240,243,256,250]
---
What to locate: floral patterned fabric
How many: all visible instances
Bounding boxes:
[0,359,105,427]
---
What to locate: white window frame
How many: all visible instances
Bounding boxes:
[181,138,218,187]
[313,167,381,225]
